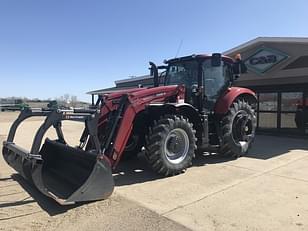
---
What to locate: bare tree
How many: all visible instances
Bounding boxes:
[63,94,70,104]
[70,95,78,107]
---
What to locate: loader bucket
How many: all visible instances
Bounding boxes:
[2,108,114,205]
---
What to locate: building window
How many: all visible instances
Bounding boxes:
[259,93,278,111]
[258,93,278,129]
[259,112,277,128]
[293,92,308,133]
[257,91,308,135]
[281,92,303,130]
[281,92,302,111]
[281,113,297,128]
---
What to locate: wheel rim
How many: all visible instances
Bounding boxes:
[164,128,189,164]
[232,110,254,144]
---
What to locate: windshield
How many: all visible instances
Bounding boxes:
[165,61,198,86]
[202,59,231,100]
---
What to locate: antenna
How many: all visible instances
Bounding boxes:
[175,39,183,58]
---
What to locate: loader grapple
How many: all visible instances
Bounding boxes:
[2,108,114,205]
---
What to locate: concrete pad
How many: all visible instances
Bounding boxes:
[115,135,308,216]
[115,163,256,214]
[270,155,308,182]
[165,174,308,231]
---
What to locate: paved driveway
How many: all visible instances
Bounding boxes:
[115,135,308,231]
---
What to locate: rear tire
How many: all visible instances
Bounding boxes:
[145,115,197,176]
[219,99,256,158]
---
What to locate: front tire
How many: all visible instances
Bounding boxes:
[219,99,256,158]
[145,115,197,176]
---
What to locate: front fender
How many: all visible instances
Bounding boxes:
[214,87,257,115]
[148,102,201,125]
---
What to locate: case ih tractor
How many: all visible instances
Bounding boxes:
[3,53,257,205]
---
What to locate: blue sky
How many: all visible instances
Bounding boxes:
[0,0,308,102]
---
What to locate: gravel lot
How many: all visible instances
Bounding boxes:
[0,112,188,231]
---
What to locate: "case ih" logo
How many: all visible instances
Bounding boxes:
[245,48,288,74]
[249,55,277,65]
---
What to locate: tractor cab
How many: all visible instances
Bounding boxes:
[151,54,247,111]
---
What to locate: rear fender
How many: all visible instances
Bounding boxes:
[214,87,257,115]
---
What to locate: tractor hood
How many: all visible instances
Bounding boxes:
[101,87,147,99]
[100,85,183,102]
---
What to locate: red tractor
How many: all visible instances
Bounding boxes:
[3,53,257,205]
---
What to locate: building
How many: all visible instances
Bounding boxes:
[88,37,308,136]
[224,37,308,136]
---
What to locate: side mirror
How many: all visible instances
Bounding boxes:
[233,60,247,75]
[211,53,222,67]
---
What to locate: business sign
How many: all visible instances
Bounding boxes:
[245,47,288,74]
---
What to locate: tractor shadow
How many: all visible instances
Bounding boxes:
[114,153,164,186]
[114,135,308,186]
[245,135,308,160]
[114,152,231,186]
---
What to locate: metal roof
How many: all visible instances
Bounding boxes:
[223,37,308,55]
[115,74,152,84]
[87,86,118,95]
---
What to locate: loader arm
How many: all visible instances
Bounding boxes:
[98,85,185,168]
